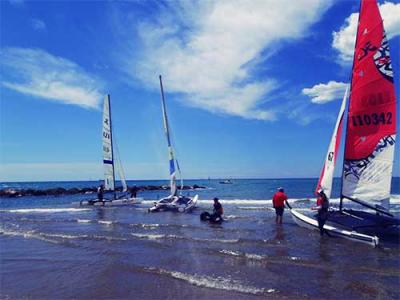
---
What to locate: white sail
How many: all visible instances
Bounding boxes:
[102,95,115,191]
[342,135,396,205]
[316,86,348,199]
[159,75,177,196]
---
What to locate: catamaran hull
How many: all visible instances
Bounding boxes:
[79,198,142,207]
[148,195,198,213]
[289,209,379,247]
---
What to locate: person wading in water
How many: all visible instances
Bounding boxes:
[97,184,104,204]
[212,197,224,221]
[312,189,330,236]
[272,187,289,224]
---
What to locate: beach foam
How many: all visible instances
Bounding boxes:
[98,220,113,225]
[0,228,61,244]
[130,233,239,244]
[145,267,270,295]
[77,219,92,223]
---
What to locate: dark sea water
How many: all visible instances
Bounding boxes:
[1,178,399,299]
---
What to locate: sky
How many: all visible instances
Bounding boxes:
[0,0,399,182]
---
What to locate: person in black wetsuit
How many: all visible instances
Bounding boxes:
[97,184,104,202]
[312,190,330,236]
[130,186,138,198]
[211,197,224,222]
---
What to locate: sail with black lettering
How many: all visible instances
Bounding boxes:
[316,86,347,199]
[103,94,115,191]
[159,75,178,196]
[341,0,396,206]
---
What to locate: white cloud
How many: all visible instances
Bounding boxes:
[31,18,46,31]
[124,0,332,120]
[0,47,102,109]
[332,2,400,63]
[302,81,347,104]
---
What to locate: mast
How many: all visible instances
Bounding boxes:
[340,0,397,214]
[109,95,116,199]
[159,75,177,196]
[339,0,363,212]
[316,85,347,200]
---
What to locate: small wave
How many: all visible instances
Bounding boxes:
[237,206,271,210]
[92,235,127,241]
[98,220,113,225]
[219,250,263,261]
[219,249,241,256]
[130,223,198,231]
[131,233,168,240]
[131,233,287,245]
[0,228,61,244]
[39,232,88,239]
[130,233,238,244]
[217,249,323,270]
[145,267,271,295]
[4,208,89,213]
[40,232,127,242]
[223,215,241,220]
[77,219,92,223]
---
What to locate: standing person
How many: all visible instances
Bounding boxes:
[312,189,330,236]
[272,187,288,224]
[97,184,104,203]
[212,197,224,222]
[130,186,138,198]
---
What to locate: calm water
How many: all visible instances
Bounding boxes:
[1,178,399,299]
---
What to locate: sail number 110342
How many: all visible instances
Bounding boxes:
[351,112,392,127]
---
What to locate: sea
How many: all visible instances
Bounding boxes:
[1,178,399,300]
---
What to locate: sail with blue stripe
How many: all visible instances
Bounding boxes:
[159,75,178,196]
[102,95,115,191]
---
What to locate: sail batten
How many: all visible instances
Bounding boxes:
[341,0,396,205]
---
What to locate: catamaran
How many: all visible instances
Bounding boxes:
[289,0,399,246]
[80,95,140,206]
[149,76,198,212]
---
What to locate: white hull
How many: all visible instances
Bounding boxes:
[80,197,142,207]
[289,208,379,247]
[149,195,198,213]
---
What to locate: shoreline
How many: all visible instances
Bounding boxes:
[0,184,206,198]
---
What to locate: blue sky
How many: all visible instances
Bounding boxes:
[0,0,399,181]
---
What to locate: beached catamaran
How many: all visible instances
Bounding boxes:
[81,95,139,206]
[290,0,399,246]
[149,76,198,212]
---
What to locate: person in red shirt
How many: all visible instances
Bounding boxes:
[272,187,288,224]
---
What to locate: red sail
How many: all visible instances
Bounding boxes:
[342,0,397,203]
[345,0,396,160]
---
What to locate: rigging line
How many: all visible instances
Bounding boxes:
[113,131,128,192]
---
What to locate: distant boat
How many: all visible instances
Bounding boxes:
[81,95,140,206]
[149,76,198,213]
[289,0,399,246]
[219,179,233,184]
